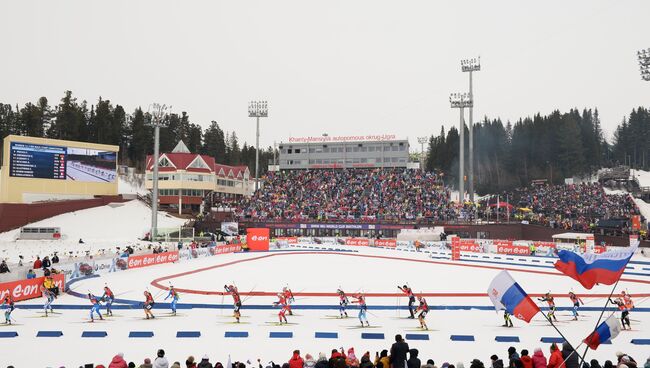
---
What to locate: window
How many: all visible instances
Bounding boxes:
[288,149,292,154]
[346,147,352,152]
[353,147,359,152]
[323,147,330,153]
[368,146,375,152]
[399,145,406,151]
[391,157,398,162]
[295,149,301,154]
[384,146,390,151]
[392,146,398,151]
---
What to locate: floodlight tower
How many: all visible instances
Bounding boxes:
[461,57,481,203]
[248,100,268,191]
[149,103,170,240]
[639,48,650,81]
[417,136,428,170]
[450,92,473,203]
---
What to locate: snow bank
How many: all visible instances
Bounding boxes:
[630,169,650,187]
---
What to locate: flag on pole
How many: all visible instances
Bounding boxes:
[487,270,540,322]
[554,241,638,289]
[583,314,621,350]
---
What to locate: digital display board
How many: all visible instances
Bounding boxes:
[9,142,117,183]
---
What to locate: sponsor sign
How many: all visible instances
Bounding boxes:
[374,239,397,247]
[459,241,482,253]
[496,244,530,255]
[450,236,461,260]
[247,228,270,251]
[0,274,65,302]
[127,251,179,269]
[276,237,298,244]
[214,244,242,254]
[345,238,370,246]
[631,215,641,231]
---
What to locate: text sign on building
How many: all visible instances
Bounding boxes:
[287,134,397,143]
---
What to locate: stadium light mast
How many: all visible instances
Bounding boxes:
[461,56,481,203]
[639,48,650,81]
[450,92,473,204]
[248,100,268,191]
[417,136,428,170]
[149,103,170,241]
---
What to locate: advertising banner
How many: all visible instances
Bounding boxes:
[0,274,65,302]
[450,236,460,260]
[496,244,530,255]
[345,238,370,246]
[374,239,397,247]
[247,228,270,251]
[214,244,242,254]
[276,237,298,244]
[631,215,641,231]
[127,251,179,269]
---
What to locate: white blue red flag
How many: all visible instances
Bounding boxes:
[487,270,540,322]
[554,242,638,289]
[583,314,621,349]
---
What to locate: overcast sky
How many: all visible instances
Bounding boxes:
[1,1,648,151]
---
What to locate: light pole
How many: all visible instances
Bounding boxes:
[417,136,428,170]
[461,57,480,203]
[450,92,473,204]
[248,100,268,191]
[149,103,170,241]
[638,48,650,81]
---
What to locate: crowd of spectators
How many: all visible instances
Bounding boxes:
[23,337,650,368]
[234,169,455,223]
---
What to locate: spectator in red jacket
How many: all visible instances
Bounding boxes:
[33,256,42,270]
[531,348,547,368]
[520,350,533,368]
[289,350,304,368]
[547,343,564,368]
[108,352,128,368]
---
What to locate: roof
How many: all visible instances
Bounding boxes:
[146,153,248,178]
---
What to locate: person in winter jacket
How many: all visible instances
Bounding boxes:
[346,348,360,368]
[408,349,421,368]
[186,356,197,368]
[531,348,547,368]
[139,358,153,368]
[520,350,533,368]
[547,343,564,368]
[470,360,484,368]
[359,353,374,368]
[33,257,42,270]
[109,353,129,368]
[154,349,169,368]
[375,350,390,368]
[197,355,213,368]
[490,355,505,368]
[590,360,601,368]
[602,361,613,368]
[290,350,305,368]
[508,347,521,368]
[391,334,410,368]
[643,357,650,368]
[561,342,579,368]
[314,353,329,368]
[304,354,317,368]
[171,363,181,368]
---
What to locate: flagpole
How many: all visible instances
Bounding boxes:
[536,308,576,353]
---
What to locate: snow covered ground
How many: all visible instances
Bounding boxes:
[631,169,650,188]
[3,246,649,367]
[0,200,185,265]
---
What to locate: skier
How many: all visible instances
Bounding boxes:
[164,286,180,315]
[143,290,155,319]
[415,295,429,330]
[42,286,55,317]
[224,284,242,322]
[88,293,103,322]
[102,285,114,317]
[568,291,584,320]
[273,292,289,324]
[503,311,513,328]
[610,297,631,330]
[337,289,349,318]
[538,292,557,322]
[622,291,634,310]
[1,294,15,324]
[351,293,369,327]
[282,286,295,315]
[398,285,416,318]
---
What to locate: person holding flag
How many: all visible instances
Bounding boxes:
[487,270,540,324]
[583,313,621,349]
[568,291,584,320]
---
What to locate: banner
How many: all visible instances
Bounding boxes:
[345,238,370,246]
[451,236,461,260]
[0,274,65,302]
[586,235,595,254]
[214,244,242,254]
[127,251,179,269]
[276,237,298,244]
[221,222,239,236]
[631,215,641,231]
[459,242,483,253]
[374,239,397,247]
[496,244,530,255]
[247,228,270,251]
[493,240,513,247]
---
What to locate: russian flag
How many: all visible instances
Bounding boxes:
[583,314,621,350]
[554,242,638,289]
[487,270,540,323]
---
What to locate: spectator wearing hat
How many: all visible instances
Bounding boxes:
[186,356,197,368]
[490,355,504,368]
[531,348,546,368]
[139,358,153,368]
[290,350,304,368]
[109,352,128,368]
[197,355,213,368]
[304,354,316,368]
[154,349,169,368]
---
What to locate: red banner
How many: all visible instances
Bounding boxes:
[0,274,65,302]
[451,237,461,260]
[496,244,530,255]
[127,251,179,269]
[374,239,397,247]
[345,238,370,246]
[276,237,298,244]
[459,242,482,252]
[247,228,270,251]
[493,239,513,247]
[593,245,606,254]
[632,215,641,231]
[533,241,557,249]
[214,244,242,254]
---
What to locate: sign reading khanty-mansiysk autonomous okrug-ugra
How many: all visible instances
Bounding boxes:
[287,134,397,143]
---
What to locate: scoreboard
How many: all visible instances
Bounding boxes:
[9,142,67,179]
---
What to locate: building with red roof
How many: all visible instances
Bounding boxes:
[145,141,251,214]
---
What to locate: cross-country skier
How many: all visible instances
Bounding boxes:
[610,296,632,330]
[282,286,294,315]
[538,292,557,322]
[164,286,180,316]
[42,286,55,317]
[224,284,242,322]
[337,289,349,318]
[568,291,584,320]
[1,294,14,324]
[351,293,369,327]
[503,311,513,328]
[273,292,289,324]
[88,293,103,322]
[415,295,429,330]
[102,285,114,316]
[143,290,155,319]
[622,291,634,310]
[398,285,416,318]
